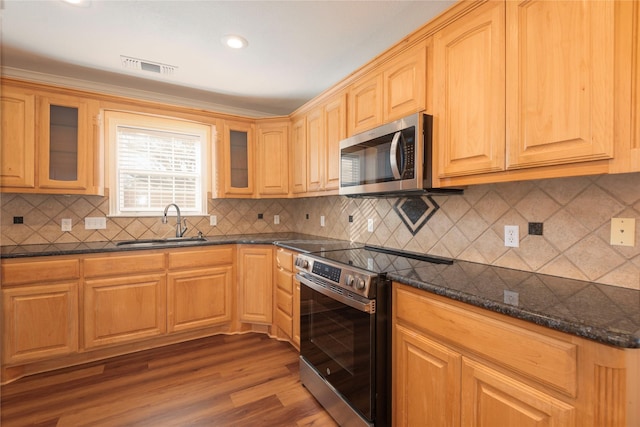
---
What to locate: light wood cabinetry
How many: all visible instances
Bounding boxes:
[237,245,273,324]
[348,41,426,135]
[256,119,289,197]
[0,80,103,195]
[433,0,506,178]
[1,258,79,364]
[219,119,255,197]
[434,1,621,186]
[167,247,234,333]
[273,247,299,347]
[0,85,35,189]
[323,94,346,191]
[393,283,639,427]
[83,253,166,348]
[306,107,324,192]
[290,116,307,194]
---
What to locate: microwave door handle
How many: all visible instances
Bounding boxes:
[390,131,403,179]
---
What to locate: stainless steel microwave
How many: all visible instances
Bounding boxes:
[339,113,461,197]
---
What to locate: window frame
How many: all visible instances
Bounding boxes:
[105,110,212,217]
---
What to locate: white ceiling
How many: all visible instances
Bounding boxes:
[1,0,455,117]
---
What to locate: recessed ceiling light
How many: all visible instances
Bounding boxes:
[61,0,91,7]
[221,35,248,49]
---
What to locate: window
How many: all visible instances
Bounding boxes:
[105,111,212,216]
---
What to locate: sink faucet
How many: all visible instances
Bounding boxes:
[162,203,187,237]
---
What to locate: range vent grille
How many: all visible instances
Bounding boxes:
[120,56,177,75]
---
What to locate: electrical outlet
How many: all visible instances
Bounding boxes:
[13,216,23,224]
[504,225,519,247]
[274,215,280,225]
[504,290,519,306]
[320,216,325,227]
[610,218,635,246]
[367,218,374,232]
[61,218,72,232]
[84,217,106,230]
[210,215,217,226]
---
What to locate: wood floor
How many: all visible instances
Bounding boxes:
[1,333,339,427]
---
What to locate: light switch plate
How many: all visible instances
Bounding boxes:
[274,215,280,225]
[85,217,106,230]
[610,218,635,246]
[61,218,72,232]
[210,215,217,226]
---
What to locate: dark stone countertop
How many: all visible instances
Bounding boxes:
[2,234,638,349]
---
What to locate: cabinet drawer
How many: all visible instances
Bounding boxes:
[84,253,165,278]
[276,269,293,294]
[276,288,293,316]
[2,259,80,286]
[275,248,293,271]
[394,284,577,396]
[275,308,293,338]
[168,246,233,270]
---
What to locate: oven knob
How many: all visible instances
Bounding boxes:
[345,275,354,287]
[355,277,366,290]
[295,258,309,269]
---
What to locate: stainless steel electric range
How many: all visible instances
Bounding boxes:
[294,243,452,427]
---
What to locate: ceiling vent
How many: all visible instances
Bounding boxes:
[120,56,177,75]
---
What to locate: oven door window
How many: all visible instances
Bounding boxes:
[300,282,375,420]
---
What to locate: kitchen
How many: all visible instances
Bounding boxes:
[1,1,639,426]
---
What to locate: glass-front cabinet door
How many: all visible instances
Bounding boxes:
[37,93,100,193]
[222,119,255,196]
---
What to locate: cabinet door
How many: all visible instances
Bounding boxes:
[222,119,255,196]
[506,0,614,169]
[237,246,273,324]
[292,276,300,349]
[632,1,640,169]
[38,93,99,192]
[433,1,506,178]
[167,266,233,333]
[84,274,166,348]
[348,73,383,135]
[394,324,461,427]
[257,121,289,196]
[0,86,35,189]
[383,41,427,122]
[290,116,307,194]
[323,93,346,191]
[2,283,78,364]
[306,107,324,192]
[461,357,575,427]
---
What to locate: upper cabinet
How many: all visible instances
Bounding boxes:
[290,91,346,196]
[348,40,427,135]
[505,0,614,169]
[0,81,103,195]
[433,1,506,178]
[219,119,255,197]
[256,119,289,197]
[433,1,621,186]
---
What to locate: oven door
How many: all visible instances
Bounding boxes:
[299,274,376,421]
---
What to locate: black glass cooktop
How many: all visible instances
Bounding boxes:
[308,245,453,275]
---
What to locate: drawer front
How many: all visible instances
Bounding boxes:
[2,259,80,286]
[276,269,293,294]
[394,284,578,397]
[168,246,234,269]
[275,248,294,271]
[276,288,293,316]
[84,253,165,278]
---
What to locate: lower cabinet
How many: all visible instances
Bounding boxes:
[273,247,299,347]
[393,283,638,427]
[237,245,273,324]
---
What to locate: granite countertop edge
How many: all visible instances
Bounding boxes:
[387,272,640,349]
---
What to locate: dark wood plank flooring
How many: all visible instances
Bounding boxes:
[1,333,338,427]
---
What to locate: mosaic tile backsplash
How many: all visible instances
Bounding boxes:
[2,173,639,290]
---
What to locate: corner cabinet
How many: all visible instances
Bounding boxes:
[393,283,639,427]
[219,119,255,197]
[256,119,289,197]
[237,245,273,324]
[0,80,103,195]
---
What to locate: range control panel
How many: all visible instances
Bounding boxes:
[295,253,375,299]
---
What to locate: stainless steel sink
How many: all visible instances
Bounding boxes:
[115,236,207,247]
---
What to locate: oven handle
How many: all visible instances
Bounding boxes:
[297,274,375,314]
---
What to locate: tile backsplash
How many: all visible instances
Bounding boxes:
[2,173,639,290]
